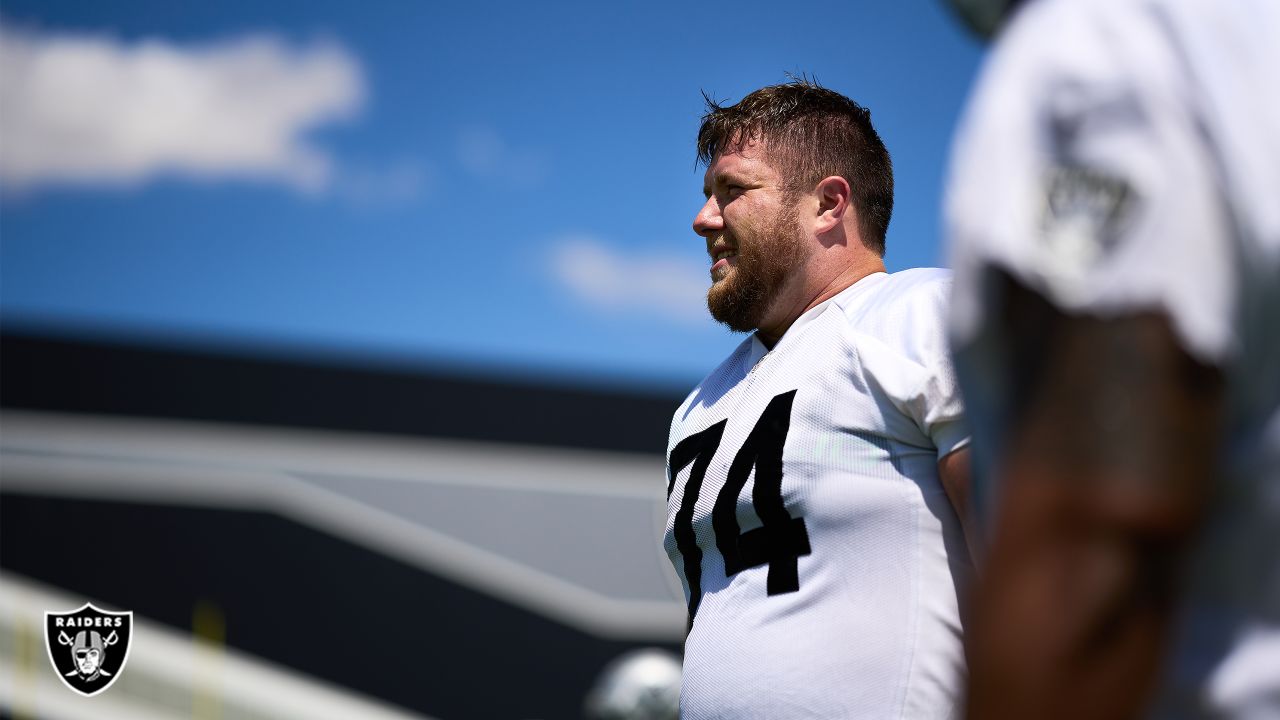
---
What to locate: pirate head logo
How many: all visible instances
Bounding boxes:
[45,603,133,696]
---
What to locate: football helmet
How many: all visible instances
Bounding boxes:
[583,648,681,720]
[946,0,1024,38]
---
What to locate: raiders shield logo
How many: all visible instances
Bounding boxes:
[44,603,133,697]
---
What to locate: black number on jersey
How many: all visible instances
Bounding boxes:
[667,390,810,629]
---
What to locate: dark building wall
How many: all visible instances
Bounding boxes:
[1,332,688,719]
[0,332,685,455]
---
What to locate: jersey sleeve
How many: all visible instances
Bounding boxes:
[858,273,971,459]
[946,0,1236,367]
[906,278,971,459]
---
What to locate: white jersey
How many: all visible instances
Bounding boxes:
[947,0,1280,717]
[665,269,971,719]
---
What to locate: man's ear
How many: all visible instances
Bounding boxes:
[814,176,852,234]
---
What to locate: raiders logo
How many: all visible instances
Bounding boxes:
[1040,164,1136,269]
[44,603,133,697]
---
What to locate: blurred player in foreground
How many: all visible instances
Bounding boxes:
[945,0,1280,717]
[664,81,974,718]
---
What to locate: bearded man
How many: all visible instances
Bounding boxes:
[663,81,974,719]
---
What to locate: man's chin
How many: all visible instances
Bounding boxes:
[707,286,763,333]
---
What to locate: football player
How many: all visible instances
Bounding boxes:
[665,81,974,718]
[945,0,1280,717]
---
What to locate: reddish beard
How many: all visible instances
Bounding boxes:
[706,202,806,332]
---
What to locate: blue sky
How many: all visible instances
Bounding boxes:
[0,0,985,391]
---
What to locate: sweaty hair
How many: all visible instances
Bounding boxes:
[696,80,894,256]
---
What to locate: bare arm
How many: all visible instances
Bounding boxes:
[965,274,1222,720]
[938,446,982,564]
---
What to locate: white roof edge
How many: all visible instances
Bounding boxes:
[0,411,687,642]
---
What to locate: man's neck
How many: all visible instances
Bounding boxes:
[756,256,887,346]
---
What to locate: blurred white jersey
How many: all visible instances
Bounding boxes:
[665,269,971,719]
[947,0,1280,716]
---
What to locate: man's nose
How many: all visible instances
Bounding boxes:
[693,197,723,237]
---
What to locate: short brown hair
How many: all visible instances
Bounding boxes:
[696,80,894,256]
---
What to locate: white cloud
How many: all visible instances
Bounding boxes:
[0,22,363,193]
[456,125,549,186]
[552,236,710,325]
[333,159,433,210]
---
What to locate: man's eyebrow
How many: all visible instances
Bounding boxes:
[702,175,717,199]
[703,172,744,198]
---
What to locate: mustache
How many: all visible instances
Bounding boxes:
[707,235,737,257]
